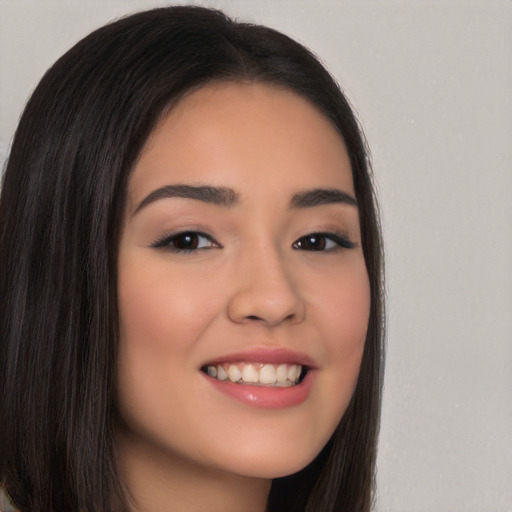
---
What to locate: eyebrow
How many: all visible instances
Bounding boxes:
[133,184,357,215]
[290,188,357,208]
[133,184,239,215]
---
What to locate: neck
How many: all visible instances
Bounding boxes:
[116,429,271,512]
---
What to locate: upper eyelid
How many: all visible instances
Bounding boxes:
[150,230,220,249]
[150,227,355,248]
[293,231,356,249]
[295,228,354,242]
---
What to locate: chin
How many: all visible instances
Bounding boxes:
[208,430,331,480]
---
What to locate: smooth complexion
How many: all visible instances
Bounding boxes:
[116,82,370,512]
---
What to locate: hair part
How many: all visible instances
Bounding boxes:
[0,6,384,512]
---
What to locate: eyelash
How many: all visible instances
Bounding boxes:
[292,232,355,252]
[151,230,355,253]
[151,231,220,253]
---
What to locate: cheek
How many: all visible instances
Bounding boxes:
[116,258,220,443]
[310,260,370,415]
[117,257,219,355]
[116,258,217,415]
[329,269,370,378]
[312,257,371,352]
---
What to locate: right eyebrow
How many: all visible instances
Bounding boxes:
[133,184,239,215]
[290,188,357,208]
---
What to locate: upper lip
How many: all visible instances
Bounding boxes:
[201,347,318,369]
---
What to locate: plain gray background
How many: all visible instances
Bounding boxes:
[1,1,511,511]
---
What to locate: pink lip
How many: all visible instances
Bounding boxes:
[202,369,316,409]
[200,347,317,409]
[202,347,317,368]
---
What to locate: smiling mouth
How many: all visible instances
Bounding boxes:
[201,362,307,387]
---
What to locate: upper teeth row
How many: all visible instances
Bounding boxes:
[206,363,303,387]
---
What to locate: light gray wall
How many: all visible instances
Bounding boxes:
[1,1,511,511]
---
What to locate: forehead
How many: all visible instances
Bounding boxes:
[129,81,354,210]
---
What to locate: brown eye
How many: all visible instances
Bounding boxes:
[293,232,355,252]
[172,232,200,250]
[294,234,327,251]
[151,231,219,252]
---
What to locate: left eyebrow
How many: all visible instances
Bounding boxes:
[290,188,357,208]
[133,184,239,215]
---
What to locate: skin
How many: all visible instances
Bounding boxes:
[116,82,370,512]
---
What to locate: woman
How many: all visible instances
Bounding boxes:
[0,6,384,512]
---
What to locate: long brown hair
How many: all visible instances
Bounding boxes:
[0,6,384,511]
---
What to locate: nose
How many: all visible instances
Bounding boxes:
[227,244,306,327]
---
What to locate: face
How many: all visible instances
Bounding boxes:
[117,82,370,481]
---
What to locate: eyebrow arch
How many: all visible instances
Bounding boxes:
[133,184,239,215]
[290,188,357,208]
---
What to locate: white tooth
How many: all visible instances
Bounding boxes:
[217,365,227,380]
[207,365,217,378]
[287,364,297,382]
[228,364,241,382]
[259,364,277,385]
[241,364,259,383]
[276,364,288,383]
[295,365,303,382]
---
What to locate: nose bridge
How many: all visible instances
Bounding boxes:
[227,235,305,327]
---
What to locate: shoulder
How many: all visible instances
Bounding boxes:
[0,486,19,512]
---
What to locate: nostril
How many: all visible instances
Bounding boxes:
[227,284,305,327]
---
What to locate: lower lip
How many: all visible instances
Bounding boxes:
[202,371,315,409]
